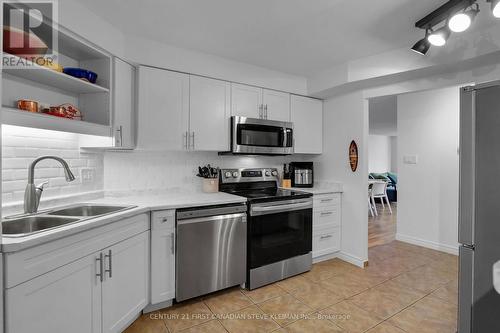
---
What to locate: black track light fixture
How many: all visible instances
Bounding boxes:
[411,30,431,55]
[449,4,479,32]
[428,25,452,46]
[411,0,500,55]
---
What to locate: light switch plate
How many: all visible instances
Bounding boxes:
[403,155,418,164]
[81,168,94,183]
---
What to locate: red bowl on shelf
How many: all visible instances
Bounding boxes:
[3,26,48,56]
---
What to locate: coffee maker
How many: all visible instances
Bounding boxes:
[289,162,314,188]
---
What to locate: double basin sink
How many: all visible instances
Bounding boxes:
[2,204,136,237]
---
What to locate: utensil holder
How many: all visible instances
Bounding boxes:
[282,179,292,188]
[202,178,219,193]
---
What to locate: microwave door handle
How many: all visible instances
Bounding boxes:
[282,128,287,147]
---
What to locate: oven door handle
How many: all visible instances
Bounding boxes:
[250,201,312,216]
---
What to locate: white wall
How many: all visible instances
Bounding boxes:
[59,0,307,95]
[396,86,460,254]
[315,92,368,266]
[390,136,398,173]
[125,37,307,95]
[368,135,391,173]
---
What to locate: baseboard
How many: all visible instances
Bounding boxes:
[396,233,459,256]
[313,251,339,264]
[337,251,367,268]
[143,300,173,313]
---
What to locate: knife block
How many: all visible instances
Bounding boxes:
[202,179,219,193]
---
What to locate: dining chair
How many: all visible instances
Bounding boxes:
[368,183,375,217]
[370,181,392,215]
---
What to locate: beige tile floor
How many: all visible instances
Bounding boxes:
[124,240,458,333]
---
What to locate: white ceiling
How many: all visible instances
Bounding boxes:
[77,0,489,76]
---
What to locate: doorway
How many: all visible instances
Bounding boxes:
[367,95,398,247]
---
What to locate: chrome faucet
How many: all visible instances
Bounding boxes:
[24,156,76,214]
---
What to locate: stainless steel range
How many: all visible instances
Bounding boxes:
[220,168,313,290]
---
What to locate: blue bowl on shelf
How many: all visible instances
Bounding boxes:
[63,67,98,84]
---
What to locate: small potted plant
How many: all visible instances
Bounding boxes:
[197,164,219,193]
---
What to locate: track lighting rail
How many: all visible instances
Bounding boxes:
[416,0,476,29]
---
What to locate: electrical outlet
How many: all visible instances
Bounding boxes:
[81,168,94,184]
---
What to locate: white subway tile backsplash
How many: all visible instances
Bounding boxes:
[104,150,312,192]
[2,180,27,192]
[2,125,104,206]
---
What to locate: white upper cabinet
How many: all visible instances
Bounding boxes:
[231,83,263,119]
[290,95,323,154]
[231,83,290,121]
[263,89,290,122]
[113,58,136,149]
[137,66,189,150]
[189,76,231,151]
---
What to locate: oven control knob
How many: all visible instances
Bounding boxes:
[224,171,232,178]
[271,170,278,176]
[265,170,271,176]
[232,171,239,178]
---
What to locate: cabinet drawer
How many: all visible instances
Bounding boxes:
[151,210,175,230]
[313,208,340,228]
[313,226,340,258]
[314,194,340,209]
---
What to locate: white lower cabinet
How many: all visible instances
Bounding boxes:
[150,210,176,304]
[102,231,149,333]
[313,226,341,258]
[5,228,149,333]
[312,193,342,260]
[5,253,102,333]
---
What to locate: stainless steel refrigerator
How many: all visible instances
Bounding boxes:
[459,81,500,333]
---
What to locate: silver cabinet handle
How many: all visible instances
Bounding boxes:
[264,104,268,119]
[116,125,123,147]
[190,132,195,150]
[161,217,169,223]
[258,104,263,118]
[183,131,188,150]
[96,252,104,282]
[170,232,175,254]
[105,250,112,278]
[320,235,333,240]
[320,198,334,203]
[321,211,333,216]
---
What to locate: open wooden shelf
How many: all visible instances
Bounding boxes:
[1,107,111,137]
[2,54,110,94]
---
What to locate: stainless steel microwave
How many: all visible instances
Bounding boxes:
[231,116,294,155]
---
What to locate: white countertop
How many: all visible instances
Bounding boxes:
[2,190,247,253]
[91,190,247,210]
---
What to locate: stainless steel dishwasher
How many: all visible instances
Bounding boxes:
[176,203,247,302]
